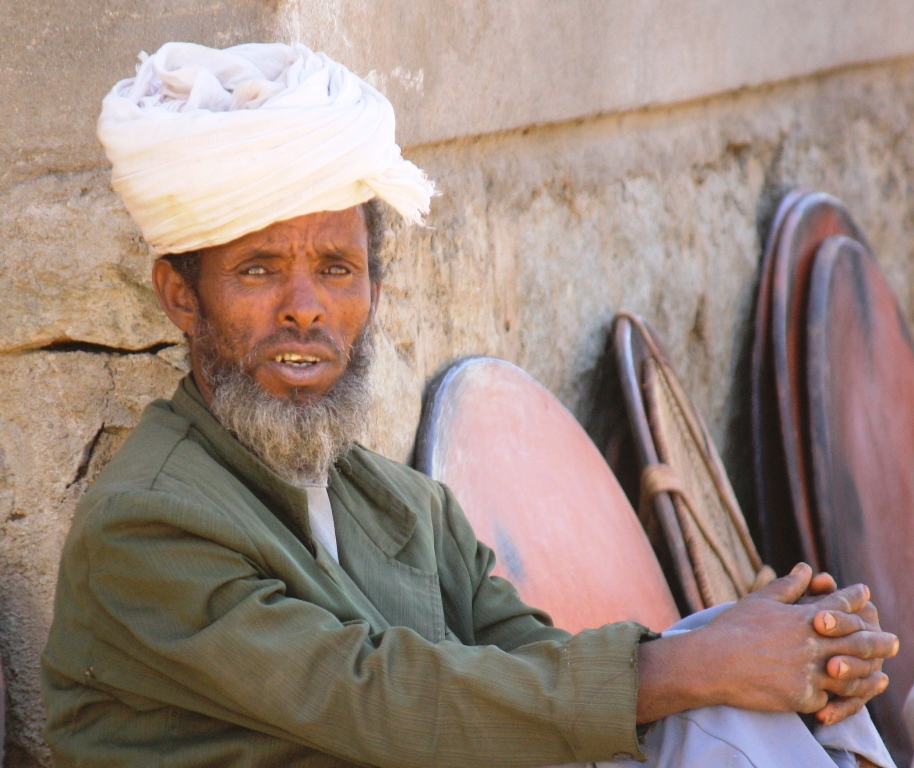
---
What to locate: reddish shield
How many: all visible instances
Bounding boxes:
[806,236,914,760]
[751,188,807,573]
[755,191,865,572]
[415,357,679,633]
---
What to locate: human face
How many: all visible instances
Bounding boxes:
[156,207,378,403]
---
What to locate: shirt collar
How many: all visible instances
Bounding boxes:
[170,375,417,557]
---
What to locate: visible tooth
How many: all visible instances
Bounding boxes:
[274,352,322,364]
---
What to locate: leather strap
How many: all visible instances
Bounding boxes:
[640,463,774,598]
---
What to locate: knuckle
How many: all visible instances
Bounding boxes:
[843,698,864,717]
[843,678,861,696]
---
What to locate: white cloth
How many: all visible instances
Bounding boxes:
[295,478,338,563]
[97,42,435,254]
[607,700,894,768]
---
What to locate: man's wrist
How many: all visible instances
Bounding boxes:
[636,628,719,724]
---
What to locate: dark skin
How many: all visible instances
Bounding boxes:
[152,205,898,729]
[637,564,896,725]
[152,206,379,405]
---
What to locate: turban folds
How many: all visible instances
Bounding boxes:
[98,42,435,254]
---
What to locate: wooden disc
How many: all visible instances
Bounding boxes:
[807,236,914,759]
[415,357,679,633]
[751,188,807,573]
[769,192,864,571]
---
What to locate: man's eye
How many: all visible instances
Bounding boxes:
[326,265,350,276]
[242,265,268,276]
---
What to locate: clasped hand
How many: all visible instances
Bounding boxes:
[636,563,899,725]
[692,563,898,723]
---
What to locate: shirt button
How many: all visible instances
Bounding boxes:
[613,753,633,762]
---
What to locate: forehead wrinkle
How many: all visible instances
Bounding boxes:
[291,231,368,269]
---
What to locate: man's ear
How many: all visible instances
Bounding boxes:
[152,258,199,336]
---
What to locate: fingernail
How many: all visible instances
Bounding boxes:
[893,639,900,656]
[822,612,837,631]
[864,585,871,600]
[791,563,807,575]
[837,659,849,678]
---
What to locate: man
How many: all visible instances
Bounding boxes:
[42,42,899,767]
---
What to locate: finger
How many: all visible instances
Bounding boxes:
[812,597,880,637]
[826,655,879,681]
[752,563,813,604]
[857,601,880,629]
[834,630,900,661]
[814,609,867,638]
[808,572,838,595]
[823,669,889,700]
[797,689,831,715]
[816,696,867,726]
[809,583,870,615]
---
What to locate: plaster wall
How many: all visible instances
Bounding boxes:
[5,0,914,187]
[1,3,914,765]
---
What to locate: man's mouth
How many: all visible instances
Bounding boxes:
[274,352,322,368]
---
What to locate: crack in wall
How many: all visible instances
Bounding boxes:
[32,340,174,356]
[66,425,105,489]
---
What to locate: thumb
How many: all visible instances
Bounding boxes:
[750,563,813,605]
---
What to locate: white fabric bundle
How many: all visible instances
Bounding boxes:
[98,42,435,254]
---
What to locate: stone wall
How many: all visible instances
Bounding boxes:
[2,3,914,764]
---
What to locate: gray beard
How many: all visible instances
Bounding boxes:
[198,325,374,483]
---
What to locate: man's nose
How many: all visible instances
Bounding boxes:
[277,270,325,327]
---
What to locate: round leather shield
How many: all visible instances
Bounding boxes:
[769,192,865,571]
[751,188,807,573]
[807,236,914,759]
[415,357,679,633]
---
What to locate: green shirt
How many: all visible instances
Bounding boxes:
[42,376,649,767]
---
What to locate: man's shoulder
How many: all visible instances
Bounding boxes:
[79,397,223,511]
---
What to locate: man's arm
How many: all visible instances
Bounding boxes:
[65,489,649,767]
[635,564,898,724]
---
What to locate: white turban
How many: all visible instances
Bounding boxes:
[97,42,435,254]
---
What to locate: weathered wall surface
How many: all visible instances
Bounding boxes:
[369,58,914,494]
[2,1,914,764]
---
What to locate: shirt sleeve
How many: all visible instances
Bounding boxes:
[438,481,653,757]
[81,489,650,767]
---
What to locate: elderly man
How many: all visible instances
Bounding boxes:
[42,42,899,768]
